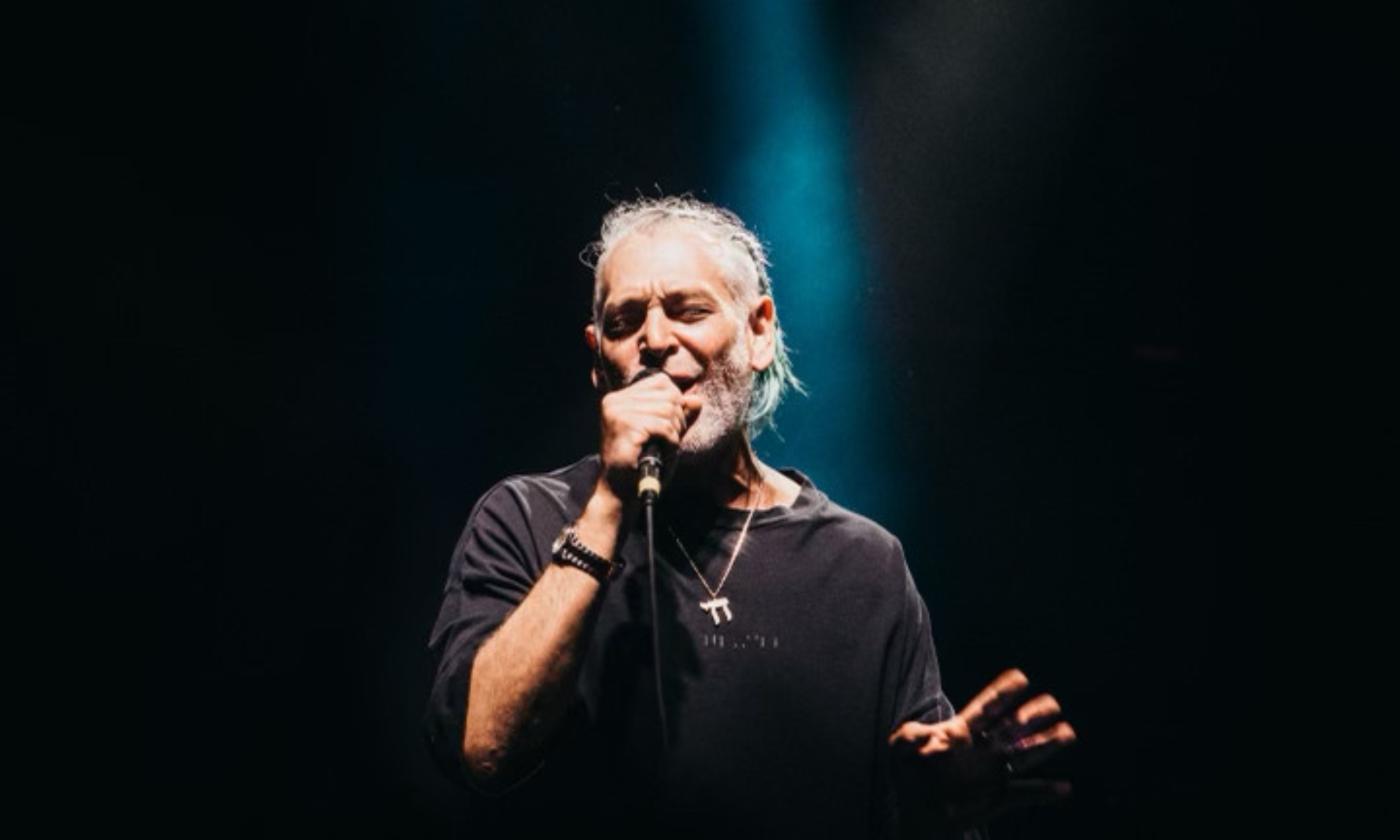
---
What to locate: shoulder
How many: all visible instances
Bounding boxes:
[466,455,600,524]
[814,496,901,553]
[783,474,908,579]
[445,456,602,582]
[450,456,600,566]
[778,484,926,626]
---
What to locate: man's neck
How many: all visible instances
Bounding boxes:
[668,432,800,512]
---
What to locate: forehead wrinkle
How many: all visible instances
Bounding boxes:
[605,280,722,308]
[596,228,739,314]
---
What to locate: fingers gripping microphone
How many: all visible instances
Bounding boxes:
[632,366,667,504]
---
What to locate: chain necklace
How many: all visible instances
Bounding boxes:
[667,475,763,626]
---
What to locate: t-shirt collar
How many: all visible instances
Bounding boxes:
[654,466,825,532]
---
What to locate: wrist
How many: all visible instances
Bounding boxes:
[587,476,625,514]
[551,523,620,582]
[566,480,632,570]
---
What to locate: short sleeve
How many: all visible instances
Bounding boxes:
[890,542,956,728]
[422,479,547,786]
[882,542,989,840]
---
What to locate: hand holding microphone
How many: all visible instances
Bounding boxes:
[595,367,700,505]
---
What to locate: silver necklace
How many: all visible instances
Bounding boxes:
[667,478,763,626]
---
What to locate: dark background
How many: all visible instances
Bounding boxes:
[14,0,1283,835]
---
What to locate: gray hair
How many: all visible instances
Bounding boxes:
[581,195,804,439]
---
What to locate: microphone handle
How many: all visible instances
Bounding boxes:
[638,439,664,503]
[632,366,668,503]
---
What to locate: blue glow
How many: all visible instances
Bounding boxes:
[700,1,891,517]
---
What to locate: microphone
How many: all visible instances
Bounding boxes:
[630,367,668,504]
[627,366,672,755]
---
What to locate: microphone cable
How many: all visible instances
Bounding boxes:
[631,365,672,762]
[643,494,671,758]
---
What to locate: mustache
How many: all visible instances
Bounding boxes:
[625,367,673,387]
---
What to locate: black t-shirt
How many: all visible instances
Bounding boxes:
[425,456,958,838]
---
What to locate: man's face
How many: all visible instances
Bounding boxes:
[588,222,769,455]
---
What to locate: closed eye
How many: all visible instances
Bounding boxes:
[602,302,646,338]
[666,294,717,321]
[601,291,721,337]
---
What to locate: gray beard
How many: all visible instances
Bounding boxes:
[678,337,753,458]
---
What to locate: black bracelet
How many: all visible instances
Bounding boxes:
[551,526,618,582]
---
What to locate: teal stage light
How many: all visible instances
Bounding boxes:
[700,0,894,519]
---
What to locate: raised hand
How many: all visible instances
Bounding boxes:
[888,669,1076,832]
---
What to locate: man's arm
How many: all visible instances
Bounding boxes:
[461,479,624,792]
[877,548,1072,835]
[459,373,697,793]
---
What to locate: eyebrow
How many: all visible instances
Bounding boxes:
[601,287,722,317]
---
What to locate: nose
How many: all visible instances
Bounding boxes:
[639,303,676,366]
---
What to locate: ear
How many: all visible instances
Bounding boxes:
[585,322,606,392]
[585,324,602,394]
[746,296,777,372]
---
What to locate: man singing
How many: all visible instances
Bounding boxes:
[424,196,1075,837]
